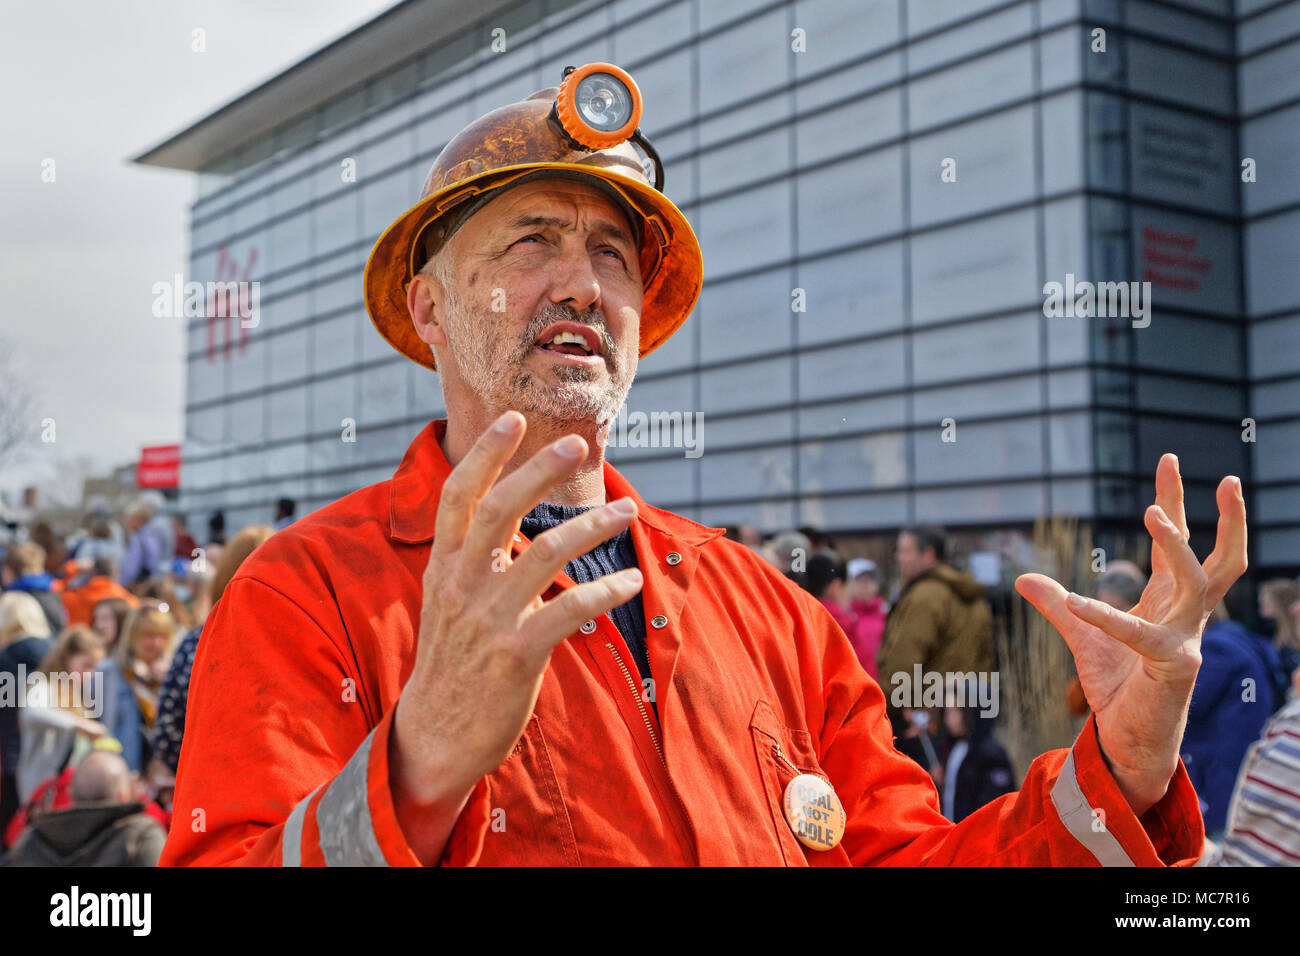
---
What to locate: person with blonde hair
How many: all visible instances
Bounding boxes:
[1259,578,1300,687]
[97,601,177,773]
[0,592,57,839]
[15,626,108,806]
[150,526,272,779]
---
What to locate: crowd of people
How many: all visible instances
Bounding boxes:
[0,491,1296,865]
[0,492,285,865]
[731,521,1300,863]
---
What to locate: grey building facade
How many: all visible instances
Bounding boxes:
[133,0,1300,570]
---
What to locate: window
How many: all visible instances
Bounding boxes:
[698,180,791,278]
[913,416,1042,482]
[907,42,1033,132]
[311,372,358,434]
[799,431,908,493]
[911,313,1041,386]
[633,49,693,133]
[612,1,691,65]
[267,386,308,442]
[268,327,309,386]
[797,336,905,401]
[913,372,1042,423]
[915,481,1046,523]
[797,147,903,255]
[270,209,312,274]
[1130,205,1240,317]
[909,106,1034,229]
[699,127,788,197]
[700,445,795,501]
[1242,104,1300,218]
[1126,38,1232,116]
[795,88,901,168]
[1042,91,1084,194]
[910,208,1038,325]
[362,167,417,241]
[1128,102,1235,216]
[793,0,900,78]
[699,269,791,362]
[313,314,357,376]
[698,10,789,114]
[1250,313,1300,379]
[315,190,360,258]
[701,356,791,414]
[796,241,905,345]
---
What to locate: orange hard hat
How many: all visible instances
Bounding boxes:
[363,62,703,372]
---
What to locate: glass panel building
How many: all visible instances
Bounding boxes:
[133,0,1300,570]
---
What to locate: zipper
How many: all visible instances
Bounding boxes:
[605,641,698,853]
[771,742,800,775]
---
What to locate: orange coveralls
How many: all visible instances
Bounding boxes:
[160,419,1203,866]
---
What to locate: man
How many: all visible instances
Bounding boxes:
[877,525,995,699]
[162,65,1247,867]
[61,557,137,627]
[1,541,66,634]
[273,498,297,532]
[119,500,164,586]
[2,750,165,867]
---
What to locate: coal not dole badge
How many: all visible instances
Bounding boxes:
[782,773,846,850]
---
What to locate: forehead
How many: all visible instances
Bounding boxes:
[471,177,635,238]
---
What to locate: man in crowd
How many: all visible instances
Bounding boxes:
[877,525,995,703]
[2,750,165,867]
[1,541,66,634]
[162,66,1247,867]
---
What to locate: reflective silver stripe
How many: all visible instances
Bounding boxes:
[282,784,324,867]
[316,728,390,867]
[1050,749,1136,866]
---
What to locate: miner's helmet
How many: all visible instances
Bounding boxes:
[363,62,703,372]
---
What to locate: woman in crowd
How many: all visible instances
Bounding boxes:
[150,526,272,778]
[15,626,108,805]
[0,593,55,837]
[1259,578,1300,688]
[98,601,178,773]
[89,596,132,654]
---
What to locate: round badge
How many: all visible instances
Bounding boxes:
[782,773,846,851]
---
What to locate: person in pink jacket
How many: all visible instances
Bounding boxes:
[846,558,888,680]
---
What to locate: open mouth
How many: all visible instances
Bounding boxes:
[533,324,604,363]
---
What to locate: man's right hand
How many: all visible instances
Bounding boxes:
[387,410,643,864]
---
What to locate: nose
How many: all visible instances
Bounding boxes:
[546,241,603,314]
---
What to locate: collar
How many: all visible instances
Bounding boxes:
[389,419,725,550]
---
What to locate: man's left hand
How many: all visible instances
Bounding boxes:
[1014,454,1248,816]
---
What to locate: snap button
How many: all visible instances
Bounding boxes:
[513,533,521,542]
[650,614,667,628]
[579,619,597,634]
[783,774,846,851]
[665,551,682,566]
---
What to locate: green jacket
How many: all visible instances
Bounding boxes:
[876,565,994,701]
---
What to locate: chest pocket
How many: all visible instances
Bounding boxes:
[749,699,837,867]
[479,715,581,866]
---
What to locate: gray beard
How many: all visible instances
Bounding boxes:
[441,288,634,427]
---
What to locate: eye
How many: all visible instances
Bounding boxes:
[598,245,626,262]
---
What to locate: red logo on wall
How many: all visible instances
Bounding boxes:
[207,245,260,362]
[138,445,181,489]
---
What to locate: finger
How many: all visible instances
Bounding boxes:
[505,499,638,611]
[1154,452,1189,541]
[1062,590,1172,658]
[1145,504,1208,631]
[525,569,645,651]
[1201,475,1248,609]
[432,411,526,553]
[460,433,590,567]
[1014,573,1089,655]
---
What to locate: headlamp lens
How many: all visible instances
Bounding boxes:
[575,73,633,132]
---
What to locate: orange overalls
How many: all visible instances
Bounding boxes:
[160,419,1203,866]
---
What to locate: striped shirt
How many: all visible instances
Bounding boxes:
[1212,697,1300,866]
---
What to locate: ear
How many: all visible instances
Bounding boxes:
[407,271,449,349]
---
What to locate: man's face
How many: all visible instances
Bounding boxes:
[895,532,934,585]
[422,177,643,427]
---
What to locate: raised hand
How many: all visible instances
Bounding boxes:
[1014,454,1248,815]
[388,410,643,860]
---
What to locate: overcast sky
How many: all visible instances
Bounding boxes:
[0,0,398,504]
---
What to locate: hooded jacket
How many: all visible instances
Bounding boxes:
[159,420,1202,867]
[3,801,165,866]
[877,565,995,701]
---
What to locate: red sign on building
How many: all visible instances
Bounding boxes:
[138,445,181,488]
